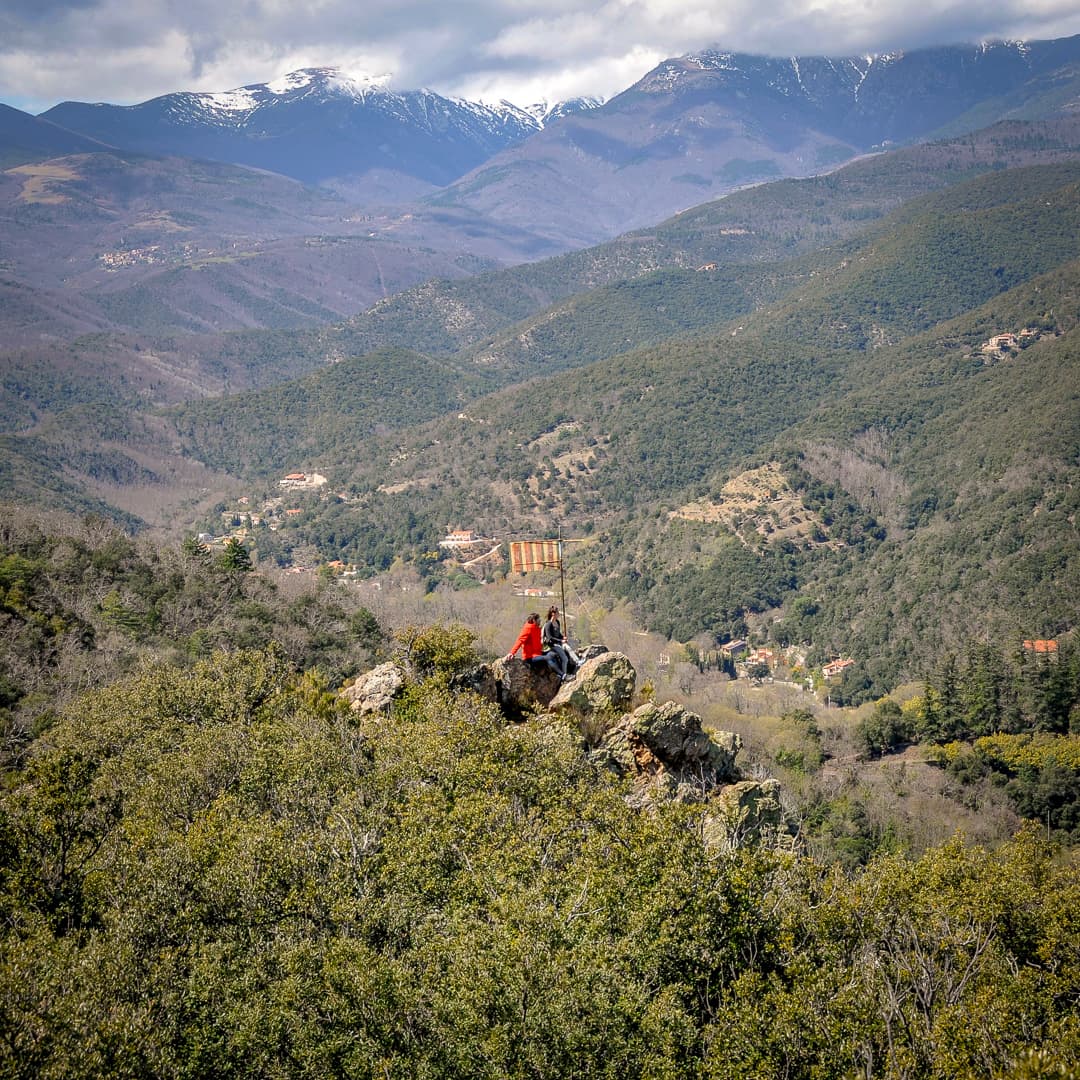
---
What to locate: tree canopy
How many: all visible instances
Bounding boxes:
[2,644,1079,1078]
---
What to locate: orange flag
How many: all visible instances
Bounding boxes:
[509,540,562,574]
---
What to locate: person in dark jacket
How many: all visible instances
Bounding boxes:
[542,605,581,676]
[506,613,565,677]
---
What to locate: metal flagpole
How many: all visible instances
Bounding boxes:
[558,522,566,621]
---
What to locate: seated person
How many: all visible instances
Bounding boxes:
[506,612,565,677]
[542,605,581,675]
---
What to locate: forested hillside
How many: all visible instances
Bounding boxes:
[7,117,1080,532]
[170,160,1080,478]
[2,119,1078,703]
[77,111,1076,420]
[0,509,383,762]
[186,162,1080,699]
[169,348,492,479]
[324,115,1080,363]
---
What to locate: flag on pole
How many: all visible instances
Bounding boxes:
[509,539,562,574]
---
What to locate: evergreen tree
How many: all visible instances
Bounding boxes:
[219,537,253,573]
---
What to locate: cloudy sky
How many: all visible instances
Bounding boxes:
[3,0,1080,114]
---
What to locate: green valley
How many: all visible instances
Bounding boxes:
[165,161,1080,703]
[4,93,1080,1080]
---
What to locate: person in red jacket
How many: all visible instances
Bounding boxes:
[506,612,565,677]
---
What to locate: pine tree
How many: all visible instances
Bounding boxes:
[218,538,252,573]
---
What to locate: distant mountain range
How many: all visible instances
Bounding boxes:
[38,69,600,192]
[0,35,1074,253]
[426,35,1080,246]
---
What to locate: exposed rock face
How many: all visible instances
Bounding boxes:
[550,651,636,715]
[449,645,621,724]
[489,657,563,722]
[448,663,499,703]
[591,699,741,802]
[341,661,405,714]
[342,646,796,851]
[588,698,796,847]
[707,779,791,851]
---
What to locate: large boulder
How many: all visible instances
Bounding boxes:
[341,661,405,714]
[575,644,609,664]
[592,699,742,801]
[632,700,741,778]
[549,651,636,715]
[490,657,563,722]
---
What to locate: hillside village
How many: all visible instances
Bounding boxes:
[197,469,868,694]
[978,324,1055,359]
[98,238,247,271]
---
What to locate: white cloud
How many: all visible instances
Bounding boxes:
[2,0,1080,113]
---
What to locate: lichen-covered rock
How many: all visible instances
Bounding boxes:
[631,700,741,779]
[591,699,742,799]
[550,651,636,715]
[706,779,793,850]
[490,657,562,722]
[341,661,405,714]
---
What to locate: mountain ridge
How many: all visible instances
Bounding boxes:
[425,34,1080,247]
[24,34,1080,250]
[38,67,600,191]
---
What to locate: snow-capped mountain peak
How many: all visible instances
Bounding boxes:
[520,96,604,126]
[260,68,388,96]
[41,65,554,187]
[194,68,395,118]
[201,87,261,115]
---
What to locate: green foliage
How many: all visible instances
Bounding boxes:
[859,698,914,758]
[919,643,1080,744]
[800,794,898,869]
[918,641,1080,836]
[0,509,383,757]
[217,537,252,573]
[2,649,1078,1077]
[775,708,826,773]
[348,607,382,652]
[392,623,480,679]
[941,733,1080,840]
[618,537,799,644]
[171,347,485,478]
[708,829,1080,1078]
[999,1050,1080,1080]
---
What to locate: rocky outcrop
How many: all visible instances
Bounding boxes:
[474,646,628,723]
[448,663,498,702]
[489,657,563,722]
[346,647,623,725]
[549,651,636,715]
[706,779,791,851]
[341,645,796,851]
[341,661,405,714]
[588,698,797,847]
[591,699,742,803]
